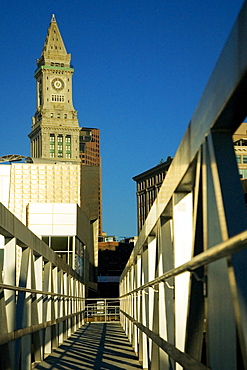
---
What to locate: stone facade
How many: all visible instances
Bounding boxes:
[29,15,80,162]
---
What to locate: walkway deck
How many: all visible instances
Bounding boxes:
[34,322,142,370]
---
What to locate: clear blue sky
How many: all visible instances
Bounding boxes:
[0,0,245,238]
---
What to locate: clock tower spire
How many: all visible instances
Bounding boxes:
[29,15,80,162]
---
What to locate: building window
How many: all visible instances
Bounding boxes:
[50,113,54,118]
[243,155,247,164]
[51,94,65,102]
[57,135,63,157]
[236,155,241,163]
[239,169,247,179]
[50,134,55,157]
[65,135,71,158]
[64,114,67,119]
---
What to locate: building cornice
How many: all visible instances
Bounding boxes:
[42,126,81,133]
[34,65,74,77]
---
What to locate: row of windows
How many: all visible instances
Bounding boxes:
[49,98,70,103]
[137,173,165,191]
[239,169,247,179]
[50,152,71,159]
[51,62,64,67]
[236,154,247,164]
[50,134,71,142]
[51,95,64,102]
[50,113,67,119]
[50,134,71,159]
[50,46,62,50]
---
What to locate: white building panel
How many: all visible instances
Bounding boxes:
[28,203,77,236]
[53,203,77,214]
[30,225,53,236]
[53,213,76,226]
[52,224,75,235]
[29,213,53,225]
[0,165,11,207]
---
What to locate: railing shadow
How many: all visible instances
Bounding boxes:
[34,322,142,370]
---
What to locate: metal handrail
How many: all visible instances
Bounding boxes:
[119,229,247,298]
[121,310,210,370]
[84,298,120,322]
[0,311,82,346]
[0,283,85,300]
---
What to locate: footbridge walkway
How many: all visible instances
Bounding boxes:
[2,2,247,369]
[34,321,142,370]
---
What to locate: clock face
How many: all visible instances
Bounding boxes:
[51,77,64,91]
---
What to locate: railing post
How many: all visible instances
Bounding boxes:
[3,238,17,369]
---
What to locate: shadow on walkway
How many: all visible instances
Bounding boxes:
[35,322,142,370]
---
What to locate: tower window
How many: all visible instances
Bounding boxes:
[64,114,67,119]
[52,95,64,102]
[57,135,63,158]
[50,134,55,157]
[51,113,54,118]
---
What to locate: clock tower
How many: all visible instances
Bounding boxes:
[29,14,80,162]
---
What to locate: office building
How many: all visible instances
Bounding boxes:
[233,122,247,179]
[0,15,103,295]
[80,127,102,234]
[133,157,172,233]
[28,14,102,235]
[98,238,135,298]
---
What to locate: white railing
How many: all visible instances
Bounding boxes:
[84,298,120,322]
[120,2,247,369]
[0,203,85,369]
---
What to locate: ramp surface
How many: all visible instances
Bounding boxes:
[35,322,142,370]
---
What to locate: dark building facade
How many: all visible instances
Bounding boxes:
[133,157,172,234]
[80,127,102,235]
[97,239,135,297]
